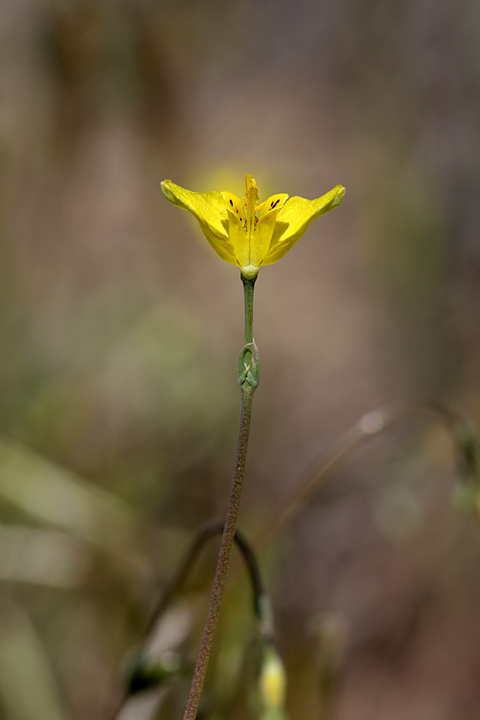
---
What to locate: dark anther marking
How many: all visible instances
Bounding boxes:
[229,199,233,206]
[270,199,280,210]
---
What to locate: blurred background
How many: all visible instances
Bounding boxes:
[1,0,480,718]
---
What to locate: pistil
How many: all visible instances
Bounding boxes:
[244,175,260,262]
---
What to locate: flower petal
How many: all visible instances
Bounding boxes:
[220,192,246,224]
[258,193,289,221]
[264,185,346,265]
[251,194,289,268]
[225,205,249,268]
[161,179,237,264]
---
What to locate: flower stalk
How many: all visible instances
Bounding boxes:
[161,172,345,719]
[182,274,258,720]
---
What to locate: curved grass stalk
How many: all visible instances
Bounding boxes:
[254,401,480,549]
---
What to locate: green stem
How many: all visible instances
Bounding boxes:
[182,274,258,720]
[243,274,255,346]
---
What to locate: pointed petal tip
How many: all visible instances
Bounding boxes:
[161,179,175,202]
[334,185,346,204]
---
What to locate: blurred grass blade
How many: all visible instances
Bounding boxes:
[0,525,88,587]
[0,605,68,720]
[0,438,137,554]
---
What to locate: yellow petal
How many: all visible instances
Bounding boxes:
[251,194,289,268]
[219,192,249,267]
[264,185,346,265]
[220,192,246,225]
[258,194,289,221]
[161,179,237,265]
[225,207,250,269]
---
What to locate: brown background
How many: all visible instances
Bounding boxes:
[1,1,480,718]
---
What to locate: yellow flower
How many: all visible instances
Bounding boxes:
[161,175,345,279]
[259,647,287,710]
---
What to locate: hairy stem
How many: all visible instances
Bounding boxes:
[182,275,257,720]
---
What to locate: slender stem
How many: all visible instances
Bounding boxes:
[182,274,258,720]
[147,520,267,644]
[106,519,268,720]
[243,274,255,346]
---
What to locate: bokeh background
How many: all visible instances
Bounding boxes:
[1,0,480,718]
